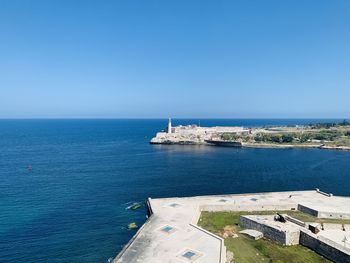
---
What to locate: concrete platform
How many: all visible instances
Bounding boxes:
[113,190,350,263]
[239,229,263,240]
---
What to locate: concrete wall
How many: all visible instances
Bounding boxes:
[297,204,318,217]
[298,204,350,219]
[285,230,300,245]
[240,216,293,245]
[300,230,350,263]
[285,215,305,227]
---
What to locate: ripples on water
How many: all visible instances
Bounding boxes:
[0,119,349,262]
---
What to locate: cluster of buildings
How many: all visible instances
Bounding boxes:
[151,118,249,144]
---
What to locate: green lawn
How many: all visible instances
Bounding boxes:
[198,211,333,263]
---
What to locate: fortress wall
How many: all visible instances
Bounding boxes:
[300,230,350,263]
[239,216,290,245]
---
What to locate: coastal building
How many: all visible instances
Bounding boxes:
[151,120,247,145]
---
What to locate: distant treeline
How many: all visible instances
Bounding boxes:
[254,130,350,143]
[220,120,350,144]
[309,120,350,129]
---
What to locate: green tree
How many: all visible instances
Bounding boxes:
[282,134,294,143]
[221,133,239,141]
[300,133,311,143]
[270,134,282,143]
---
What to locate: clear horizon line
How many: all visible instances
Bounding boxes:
[0,117,349,120]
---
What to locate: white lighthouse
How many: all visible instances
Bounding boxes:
[167,118,172,134]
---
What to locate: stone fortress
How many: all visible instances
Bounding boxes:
[150,118,249,145]
[150,119,350,151]
[114,189,350,263]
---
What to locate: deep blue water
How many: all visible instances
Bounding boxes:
[1,119,350,263]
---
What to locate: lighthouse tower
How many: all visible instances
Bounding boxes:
[167,118,172,134]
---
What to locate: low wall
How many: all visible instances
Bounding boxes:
[240,216,295,245]
[300,230,350,263]
[298,204,350,219]
[316,188,333,197]
[200,204,297,212]
[285,215,305,227]
[297,204,319,217]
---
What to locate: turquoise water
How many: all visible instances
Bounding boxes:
[1,119,350,262]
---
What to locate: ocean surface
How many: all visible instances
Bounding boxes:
[1,119,350,263]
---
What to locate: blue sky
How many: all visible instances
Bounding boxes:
[0,0,349,118]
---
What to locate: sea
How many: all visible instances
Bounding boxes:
[1,119,350,263]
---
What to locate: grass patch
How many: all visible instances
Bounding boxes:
[198,211,333,263]
[199,210,350,227]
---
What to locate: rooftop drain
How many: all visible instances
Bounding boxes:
[169,203,181,208]
[219,199,228,202]
[160,225,176,235]
[250,198,258,201]
[178,249,202,261]
[183,251,196,259]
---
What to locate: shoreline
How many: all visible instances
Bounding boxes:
[151,141,350,151]
[243,142,350,151]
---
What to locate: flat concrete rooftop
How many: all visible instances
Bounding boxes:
[114,190,350,263]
